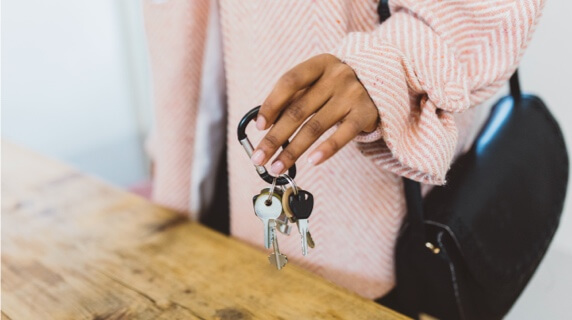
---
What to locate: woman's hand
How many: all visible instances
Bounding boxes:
[251,53,379,175]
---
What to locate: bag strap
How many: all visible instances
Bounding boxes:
[377,0,391,24]
[402,178,426,242]
[510,71,521,99]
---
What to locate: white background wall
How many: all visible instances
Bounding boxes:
[2,0,152,187]
[506,2,572,318]
[1,1,571,318]
[519,1,572,254]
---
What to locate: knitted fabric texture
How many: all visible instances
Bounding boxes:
[143,0,545,299]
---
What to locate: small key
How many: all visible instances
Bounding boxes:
[289,190,314,256]
[253,190,283,249]
[275,213,292,235]
[268,220,288,269]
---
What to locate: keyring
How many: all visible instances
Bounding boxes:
[279,174,299,195]
[266,177,277,205]
[237,106,296,185]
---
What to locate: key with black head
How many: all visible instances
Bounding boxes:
[289,190,314,256]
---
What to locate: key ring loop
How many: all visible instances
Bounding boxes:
[266,177,277,205]
[237,106,296,186]
[279,174,299,195]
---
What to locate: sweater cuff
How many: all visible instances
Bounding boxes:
[330,12,469,184]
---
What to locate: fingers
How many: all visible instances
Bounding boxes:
[252,53,380,171]
[307,111,367,166]
[257,54,333,130]
[268,98,349,174]
[251,81,333,167]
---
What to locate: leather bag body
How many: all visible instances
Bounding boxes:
[390,89,569,319]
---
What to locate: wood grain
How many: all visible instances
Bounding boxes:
[1,142,408,320]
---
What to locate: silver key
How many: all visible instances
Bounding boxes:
[268,220,288,269]
[289,190,314,256]
[275,213,292,235]
[296,219,310,256]
[253,191,283,249]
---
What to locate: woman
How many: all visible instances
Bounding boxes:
[143,0,545,299]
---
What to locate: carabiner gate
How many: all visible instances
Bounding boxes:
[237,106,296,185]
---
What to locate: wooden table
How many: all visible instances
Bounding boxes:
[1,143,407,319]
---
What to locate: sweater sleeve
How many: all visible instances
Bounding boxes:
[330,0,545,185]
[143,0,210,212]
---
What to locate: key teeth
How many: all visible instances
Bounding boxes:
[307,231,316,248]
[268,254,288,269]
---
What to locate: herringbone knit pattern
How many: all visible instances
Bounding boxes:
[143,0,545,299]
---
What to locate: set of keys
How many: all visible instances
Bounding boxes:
[238,106,315,270]
[252,174,315,270]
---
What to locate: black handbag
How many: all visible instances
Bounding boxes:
[376,3,569,319]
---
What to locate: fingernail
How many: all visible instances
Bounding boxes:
[308,151,323,165]
[270,161,285,175]
[256,116,266,131]
[251,149,265,165]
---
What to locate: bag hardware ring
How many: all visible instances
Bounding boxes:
[237,106,296,186]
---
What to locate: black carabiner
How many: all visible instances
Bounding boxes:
[237,106,296,185]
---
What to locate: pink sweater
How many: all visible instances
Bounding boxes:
[143,0,544,299]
